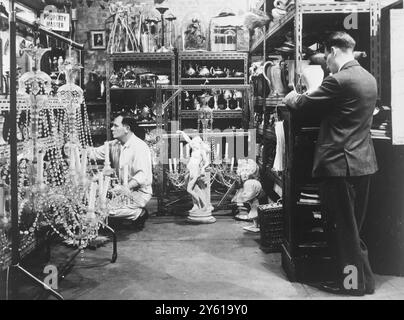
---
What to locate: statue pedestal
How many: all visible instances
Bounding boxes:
[187,209,216,224]
[187,171,216,224]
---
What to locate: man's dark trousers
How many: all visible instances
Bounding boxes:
[320,175,375,293]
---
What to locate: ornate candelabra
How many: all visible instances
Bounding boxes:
[107,2,139,53]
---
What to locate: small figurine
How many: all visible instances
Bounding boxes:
[232,159,263,233]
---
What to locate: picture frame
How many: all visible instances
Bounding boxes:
[89,30,106,50]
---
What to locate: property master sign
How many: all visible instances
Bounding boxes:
[40,12,70,32]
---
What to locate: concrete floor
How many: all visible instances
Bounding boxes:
[45,214,404,300]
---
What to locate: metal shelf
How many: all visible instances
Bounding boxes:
[161,84,251,91]
[180,77,245,82]
[108,52,176,61]
[138,122,157,127]
[178,52,249,85]
[179,51,248,60]
[254,97,285,107]
[250,1,378,54]
[180,110,243,119]
[110,87,161,91]
[251,8,295,53]
[297,201,321,207]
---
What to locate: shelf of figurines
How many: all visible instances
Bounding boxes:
[250,0,377,54]
[108,52,176,62]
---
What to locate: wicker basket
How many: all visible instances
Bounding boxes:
[258,202,283,253]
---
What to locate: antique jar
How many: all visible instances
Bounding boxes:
[198,66,211,78]
[210,67,226,78]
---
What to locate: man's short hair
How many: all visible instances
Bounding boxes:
[324,32,356,52]
[116,113,138,133]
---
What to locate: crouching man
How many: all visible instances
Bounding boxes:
[88,114,153,229]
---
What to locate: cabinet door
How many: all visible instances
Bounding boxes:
[391,9,404,145]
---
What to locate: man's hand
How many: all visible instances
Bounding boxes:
[112,184,130,196]
[283,90,301,109]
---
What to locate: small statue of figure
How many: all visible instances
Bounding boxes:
[177,130,213,215]
[232,159,264,233]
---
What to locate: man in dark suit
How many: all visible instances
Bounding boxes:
[284,32,378,296]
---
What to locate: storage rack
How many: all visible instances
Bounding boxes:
[105,52,176,141]
[249,0,383,282]
[177,52,250,128]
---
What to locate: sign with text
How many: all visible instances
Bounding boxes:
[40,13,70,32]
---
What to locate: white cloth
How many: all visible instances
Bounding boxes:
[273,120,285,172]
[89,134,153,220]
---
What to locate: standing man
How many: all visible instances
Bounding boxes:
[89,114,153,229]
[284,32,378,296]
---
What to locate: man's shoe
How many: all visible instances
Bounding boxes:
[315,282,365,296]
[132,209,149,230]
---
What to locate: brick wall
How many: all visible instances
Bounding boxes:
[76,0,249,82]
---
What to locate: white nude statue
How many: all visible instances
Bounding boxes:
[177,130,214,221]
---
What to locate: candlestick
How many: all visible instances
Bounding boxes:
[168,159,174,172]
[70,146,76,172]
[74,146,81,174]
[101,176,111,203]
[81,148,88,178]
[230,158,234,172]
[104,141,110,168]
[37,152,44,185]
[88,182,97,212]
[98,172,104,195]
[0,186,4,217]
[123,165,129,188]
[173,158,177,172]
[180,143,184,159]
[225,143,229,159]
[186,144,191,158]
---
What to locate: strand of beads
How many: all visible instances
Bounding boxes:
[82,102,93,148]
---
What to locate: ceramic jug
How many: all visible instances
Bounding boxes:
[210,67,226,78]
[250,61,270,98]
[198,66,211,78]
[199,93,213,109]
[301,65,324,94]
[264,58,288,96]
[185,64,197,77]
